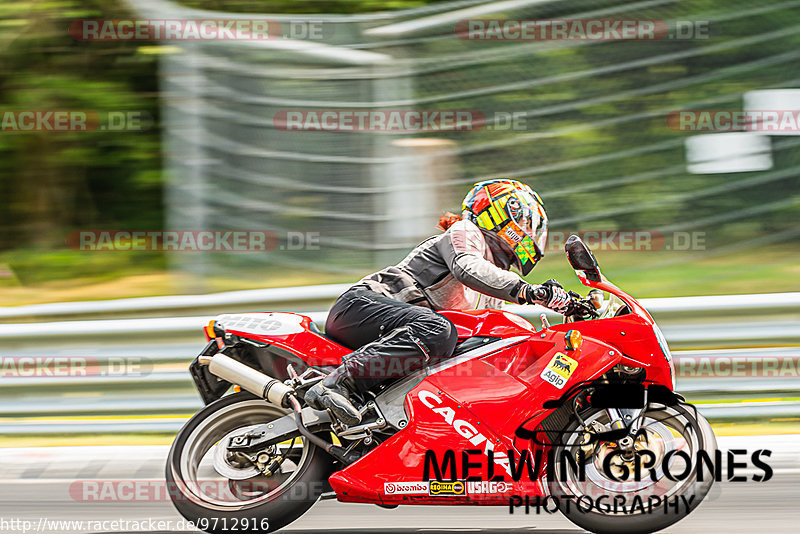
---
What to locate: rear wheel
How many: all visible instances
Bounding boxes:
[166,392,331,534]
[548,402,716,534]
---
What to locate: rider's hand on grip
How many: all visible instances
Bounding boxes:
[525,280,575,314]
[564,295,600,319]
[523,284,548,303]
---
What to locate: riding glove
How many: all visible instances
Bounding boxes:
[523,279,574,314]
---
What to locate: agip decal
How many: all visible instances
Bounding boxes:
[540,352,578,389]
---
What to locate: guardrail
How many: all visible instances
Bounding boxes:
[3,399,799,434]
[0,288,798,434]
[4,347,798,392]
[1,351,797,432]
[0,312,797,348]
[0,284,351,321]
[2,284,799,321]
[0,299,798,348]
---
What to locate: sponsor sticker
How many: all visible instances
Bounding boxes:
[540,352,578,389]
[466,480,513,494]
[428,480,466,496]
[501,221,524,243]
[215,313,304,336]
[383,482,428,495]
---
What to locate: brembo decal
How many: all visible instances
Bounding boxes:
[383,482,428,495]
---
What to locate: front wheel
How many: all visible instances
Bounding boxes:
[548,402,716,534]
[166,392,332,534]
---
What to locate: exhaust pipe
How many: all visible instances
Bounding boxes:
[205,353,293,407]
[204,353,356,464]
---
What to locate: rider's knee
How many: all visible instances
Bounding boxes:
[425,314,458,358]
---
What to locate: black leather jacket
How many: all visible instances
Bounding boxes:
[355,219,527,311]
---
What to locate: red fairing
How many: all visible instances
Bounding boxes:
[329,378,547,505]
[223,299,673,506]
[217,312,349,367]
[439,308,536,338]
[326,306,674,505]
[550,314,674,390]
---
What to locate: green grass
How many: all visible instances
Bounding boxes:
[0,243,797,307]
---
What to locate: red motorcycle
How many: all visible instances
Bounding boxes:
[167,235,716,534]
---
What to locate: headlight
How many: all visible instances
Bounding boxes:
[652,324,675,386]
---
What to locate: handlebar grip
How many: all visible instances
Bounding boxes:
[531,286,548,302]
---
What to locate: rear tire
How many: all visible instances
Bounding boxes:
[166,392,331,533]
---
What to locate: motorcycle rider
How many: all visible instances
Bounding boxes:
[305,179,577,425]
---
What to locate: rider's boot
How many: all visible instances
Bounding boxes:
[304,366,362,426]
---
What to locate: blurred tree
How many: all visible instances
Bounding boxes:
[178,1,452,14]
[0,0,161,250]
[0,0,797,292]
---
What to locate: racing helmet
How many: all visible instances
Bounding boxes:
[461,179,548,275]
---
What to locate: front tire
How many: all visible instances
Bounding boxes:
[166,392,331,533]
[548,402,716,534]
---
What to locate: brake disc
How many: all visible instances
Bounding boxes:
[594,427,667,481]
[213,424,262,480]
[584,421,675,493]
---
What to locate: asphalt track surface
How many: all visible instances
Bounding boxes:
[1,435,799,534]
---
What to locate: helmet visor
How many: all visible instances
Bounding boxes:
[502,193,548,275]
[508,199,534,233]
[534,210,548,254]
[512,200,548,255]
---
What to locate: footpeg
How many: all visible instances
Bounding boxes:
[305,383,362,426]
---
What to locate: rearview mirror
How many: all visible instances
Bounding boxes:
[565,234,601,282]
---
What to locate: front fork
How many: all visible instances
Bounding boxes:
[605,385,649,449]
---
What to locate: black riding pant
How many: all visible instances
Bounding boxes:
[324,287,458,393]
